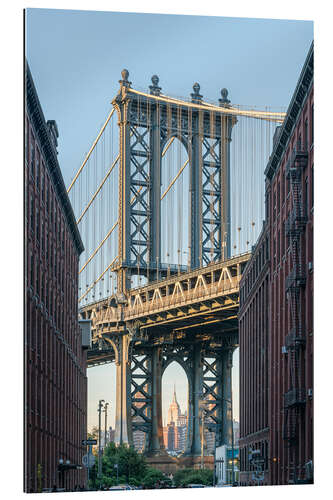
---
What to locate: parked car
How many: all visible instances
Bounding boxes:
[187,484,206,488]
[109,485,133,491]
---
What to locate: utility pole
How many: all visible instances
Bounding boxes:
[104,402,109,448]
[98,399,105,489]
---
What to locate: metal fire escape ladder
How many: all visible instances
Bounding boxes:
[283,145,308,482]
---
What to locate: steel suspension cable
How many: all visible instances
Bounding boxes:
[76,133,175,225]
[79,256,118,303]
[67,108,115,193]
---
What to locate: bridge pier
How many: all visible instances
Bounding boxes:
[189,343,204,456]
[220,347,235,447]
[148,346,165,454]
[114,333,133,446]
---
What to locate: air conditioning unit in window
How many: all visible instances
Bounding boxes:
[79,319,92,349]
[308,388,313,398]
[308,261,313,271]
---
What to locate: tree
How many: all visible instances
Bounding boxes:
[173,467,213,487]
[142,468,172,489]
[90,442,148,489]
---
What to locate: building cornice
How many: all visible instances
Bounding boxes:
[25,61,84,255]
[264,41,314,182]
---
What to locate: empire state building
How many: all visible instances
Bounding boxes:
[167,385,180,424]
[163,385,187,453]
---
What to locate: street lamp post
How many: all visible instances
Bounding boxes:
[58,459,64,490]
[98,399,105,489]
[201,408,204,469]
[104,402,109,448]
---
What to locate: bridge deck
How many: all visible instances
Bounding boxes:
[81,252,251,366]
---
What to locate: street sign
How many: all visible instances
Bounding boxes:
[82,439,97,446]
[82,454,96,468]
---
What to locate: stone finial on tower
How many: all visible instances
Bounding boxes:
[191,82,203,103]
[149,74,161,96]
[119,69,132,89]
[219,88,231,107]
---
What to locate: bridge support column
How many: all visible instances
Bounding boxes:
[148,346,165,454]
[114,334,133,446]
[220,347,234,446]
[190,343,204,455]
[189,111,203,270]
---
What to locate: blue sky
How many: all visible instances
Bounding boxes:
[25,8,313,429]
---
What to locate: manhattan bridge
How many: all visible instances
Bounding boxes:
[68,70,285,469]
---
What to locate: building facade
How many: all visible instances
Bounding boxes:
[24,63,87,492]
[238,222,270,485]
[216,445,240,485]
[238,42,313,486]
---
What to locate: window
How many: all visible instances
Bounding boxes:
[311,165,314,209]
[30,143,35,177]
[30,198,34,231]
[297,133,302,150]
[41,173,44,202]
[41,220,44,253]
[25,123,29,163]
[304,177,309,218]
[30,255,34,288]
[41,271,44,303]
[36,265,39,296]
[304,119,308,150]
[36,209,39,242]
[311,104,314,145]
[46,185,49,212]
[36,154,40,189]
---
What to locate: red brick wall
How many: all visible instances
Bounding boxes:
[24,112,87,492]
[239,224,270,486]
[268,85,313,485]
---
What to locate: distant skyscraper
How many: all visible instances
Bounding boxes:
[167,385,181,425]
[164,385,188,453]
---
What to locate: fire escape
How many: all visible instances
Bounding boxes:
[283,144,308,483]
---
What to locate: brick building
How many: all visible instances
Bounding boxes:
[238,222,270,485]
[239,42,313,486]
[24,62,87,492]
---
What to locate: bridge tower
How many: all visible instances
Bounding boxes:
[112,69,236,294]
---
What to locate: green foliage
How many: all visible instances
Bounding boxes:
[142,467,172,489]
[87,442,148,489]
[103,442,147,483]
[173,467,213,487]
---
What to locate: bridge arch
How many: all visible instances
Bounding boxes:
[161,358,192,456]
[161,132,189,155]
[161,135,190,270]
